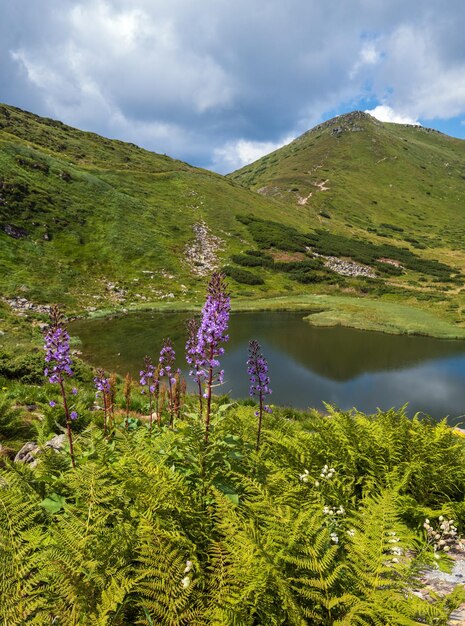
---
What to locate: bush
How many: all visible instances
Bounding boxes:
[373,262,403,276]
[237,216,456,280]
[230,254,274,268]
[0,350,44,383]
[380,223,404,232]
[223,266,265,285]
[236,215,310,252]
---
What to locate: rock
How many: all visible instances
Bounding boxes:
[45,434,66,452]
[2,224,28,239]
[14,434,66,467]
[3,296,51,316]
[14,442,39,464]
[312,252,376,279]
[184,221,224,277]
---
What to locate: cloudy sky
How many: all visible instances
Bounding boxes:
[1,0,465,172]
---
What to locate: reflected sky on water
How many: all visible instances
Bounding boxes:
[70,311,465,424]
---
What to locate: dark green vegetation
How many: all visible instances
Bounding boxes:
[2,369,465,624]
[1,103,465,336]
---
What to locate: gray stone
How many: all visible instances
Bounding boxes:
[14,434,66,467]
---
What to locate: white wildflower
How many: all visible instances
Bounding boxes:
[181,576,191,589]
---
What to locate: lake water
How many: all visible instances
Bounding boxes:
[70,311,465,424]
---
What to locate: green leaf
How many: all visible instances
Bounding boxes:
[214,479,240,505]
[218,402,236,414]
[40,492,66,514]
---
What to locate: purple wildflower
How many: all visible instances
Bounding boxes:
[49,400,56,408]
[247,340,272,451]
[94,369,111,396]
[159,339,176,426]
[186,317,204,415]
[159,338,176,382]
[44,309,73,384]
[94,368,111,435]
[140,356,160,430]
[196,273,230,442]
[43,305,76,468]
[71,387,78,395]
[70,411,78,420]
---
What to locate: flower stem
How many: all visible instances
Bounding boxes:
[103,394,108,437]
[256,392,263,452]
[59,378,76,469]
[197,378,203,419]
[204,348,214,444]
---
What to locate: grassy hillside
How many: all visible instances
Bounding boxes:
[229,111,465,254]
[0,103,311,309]
[227,111,465,331]
[1,104,465,336]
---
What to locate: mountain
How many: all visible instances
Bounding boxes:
[229,111,465,259]
[0,104,297,309]
[1,104,465,334]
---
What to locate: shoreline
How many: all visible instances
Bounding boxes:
[73,293,465,340]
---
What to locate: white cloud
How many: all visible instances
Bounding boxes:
[360,42,381,66]
[350,40,381,78]
[2,0,465,169]
[365,105,420,125]
[211,135,294,173]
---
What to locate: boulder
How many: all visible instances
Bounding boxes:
[14,434,66,467]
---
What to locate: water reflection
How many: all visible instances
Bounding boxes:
[70,311,465,423]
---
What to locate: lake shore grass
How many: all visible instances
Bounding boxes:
[80,293,465,339]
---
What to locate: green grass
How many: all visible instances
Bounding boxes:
[2,104,465,337]
[229,110,465,275]
[232,294,465,338]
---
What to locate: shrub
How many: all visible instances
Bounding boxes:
[223,266,265,285]
[230,254,274,268]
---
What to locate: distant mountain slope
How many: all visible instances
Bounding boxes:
[229,111,465,255]
[1,104,465,333]
[0,104,302,308]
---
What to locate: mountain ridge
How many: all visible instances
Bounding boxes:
[1,102,465,336]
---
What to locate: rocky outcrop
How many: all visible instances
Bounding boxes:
[2,224,28,239]
[4,297,51,316]
[14,434,66,467]
[311,251,376,279]
[184,221,223,277]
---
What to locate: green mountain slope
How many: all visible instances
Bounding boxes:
[1,104,465,336]
[229,111,465,255]
[0,103,308,309]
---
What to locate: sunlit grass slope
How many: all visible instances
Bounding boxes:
[0,104,305,308]
[2,104,465,336]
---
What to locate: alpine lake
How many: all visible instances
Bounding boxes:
[70,311,465,425]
